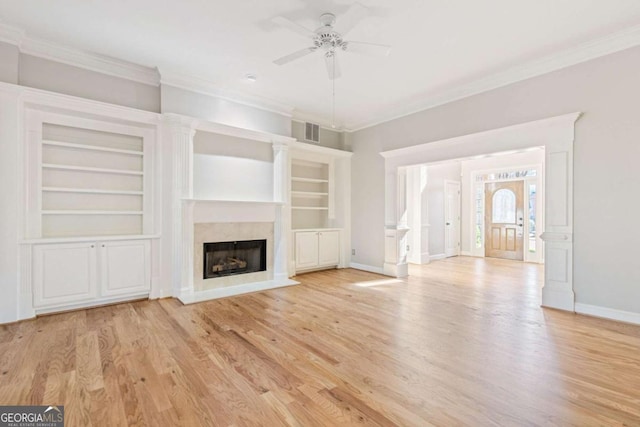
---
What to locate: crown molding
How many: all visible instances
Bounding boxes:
[347,24,640,132]
[160,69,295,118]
[0,22,160,86]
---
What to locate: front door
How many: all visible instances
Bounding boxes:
[485,181,524,260]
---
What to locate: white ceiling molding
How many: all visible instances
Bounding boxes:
[0,22,160,87]
[160,69,294,118]
[347,24,640,132]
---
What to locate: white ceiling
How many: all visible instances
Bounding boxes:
[1,0,640,130]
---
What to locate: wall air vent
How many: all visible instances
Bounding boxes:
[305,122,320,143]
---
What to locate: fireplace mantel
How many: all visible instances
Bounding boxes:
[166,116,298,304]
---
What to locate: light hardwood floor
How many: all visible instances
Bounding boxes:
[1,257,639,426]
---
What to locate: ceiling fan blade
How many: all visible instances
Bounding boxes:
[344,41,391,56]
[325,54,341,80]
[273,47,317,65]
[272,16,316,39]
[334,2,369,37]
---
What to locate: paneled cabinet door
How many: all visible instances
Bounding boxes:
[295,232,319,270]
[33,242,98,307]
[100,240,151,297]
[318,231,340,266]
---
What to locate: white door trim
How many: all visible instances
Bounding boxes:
[380,112,581,312]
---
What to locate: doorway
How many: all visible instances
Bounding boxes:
[485,181,524,260]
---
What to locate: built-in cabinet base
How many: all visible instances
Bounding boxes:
[32,238,151,313]
[294,229,341,274]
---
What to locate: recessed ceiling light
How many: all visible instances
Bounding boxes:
[245,74,257,83]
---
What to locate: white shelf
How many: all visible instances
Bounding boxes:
[291,177,329,183]
[42,210,144,215]
[291,191,329,198]
[43,187,143,196]
[183,198,284,205]
[42,140,143,156]
[292,206,329,210]
[43,163,143,176]
[21,234,161,244]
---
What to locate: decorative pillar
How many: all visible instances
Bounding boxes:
[383,165,409,277]
[406,165,430,264]
[540,116,579,311]
[272,139,291,281]
[161,114,197,300]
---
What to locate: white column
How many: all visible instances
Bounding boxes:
[161,114,197,300]
[407,165,430,264]
[383,165,409,277]
[540,120,576,311]
[272,140,291,281]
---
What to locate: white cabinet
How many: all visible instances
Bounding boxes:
[33,242,98,307]
[294,230,340,272]
[295,232,320,270]
[100,240,150,297]
[318,231,340,266]
[33,239,150,310]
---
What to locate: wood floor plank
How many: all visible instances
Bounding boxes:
[1,257,640,425]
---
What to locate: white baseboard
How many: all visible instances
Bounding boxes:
[35,292,150,315]
[429,253,447,261]
[575,303,640,325]
[460,251,472,256]
[178,278,299,305]
[349,262,384,275]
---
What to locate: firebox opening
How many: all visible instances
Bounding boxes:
[203,239,267,279]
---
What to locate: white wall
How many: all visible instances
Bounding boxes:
[19,54,161,112]
[348,45,640,315]
[193,131,274,201]
[0,88,20,323]
[425,162,461,257]
[162,85,291,137]
[460,150,545,254]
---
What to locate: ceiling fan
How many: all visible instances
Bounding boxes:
[272,4,391,80]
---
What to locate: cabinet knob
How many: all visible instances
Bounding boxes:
[90,245,95,248]
[102,244,105,247]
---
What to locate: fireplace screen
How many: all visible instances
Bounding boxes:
[203,239,267,279]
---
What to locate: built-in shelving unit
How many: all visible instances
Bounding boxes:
[287,141,352,276]
[290,158,332,229]
[39,122,149,238]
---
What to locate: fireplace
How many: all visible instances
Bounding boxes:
[203,239,267,279]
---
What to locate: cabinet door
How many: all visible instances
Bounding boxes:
[318,231,340,266]
[295,232,319,270]
[100,240,150,297]
[33,242,98,308]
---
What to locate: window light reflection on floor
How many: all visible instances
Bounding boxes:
[354,279,404,288]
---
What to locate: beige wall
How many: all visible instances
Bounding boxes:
[348,45,640,314]
[0,42,19,84]
[161,85,292,137]
[19,54,161,112]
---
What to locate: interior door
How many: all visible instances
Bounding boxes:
[444,181,461,257]
[485,181,524,260]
